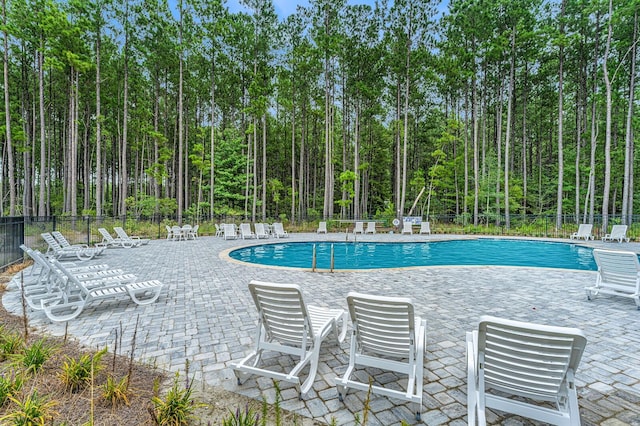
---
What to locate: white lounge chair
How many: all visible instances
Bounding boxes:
[272,222,289,238]
[239,223,255,239]
[232,280,347,398]
[214,224,224,237]
[98,228,136,248]
[570,224,593,240]
[51,231,106,256]
[419,221,431,235]
[602,225,630,243]
[254,223,269,239]
[223,223,237,240]
[187,224,199,239]
[41,258,163,322]
[353,221,364,234]
[586,249,640,309]
[365,221,376,234]
[114,226,150,246]
[466,315,586,426]
[401,221,413,235]
[336,292,426,421]
[41,233,98,261]
[317,221,327,234]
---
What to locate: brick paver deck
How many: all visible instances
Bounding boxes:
[5,232,640,425]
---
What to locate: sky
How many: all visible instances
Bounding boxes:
[226,0,380,19]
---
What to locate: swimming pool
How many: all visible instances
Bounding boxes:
[228,239,597,270]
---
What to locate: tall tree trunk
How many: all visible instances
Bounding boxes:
[556,0,565,231]
[601,0,613,232]
[2,0,15,216]
[38,38,46,216]
[95,26,103,217]
[262,114,266,220]
[176,0,184,223]
[622,6,637,225]
[399,9,412,220]
[586,11,600,225]
[210,57,216,219]
[119,2,129,217]
[504,26,516,229]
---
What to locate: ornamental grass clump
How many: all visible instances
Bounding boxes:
[59,347,107,392]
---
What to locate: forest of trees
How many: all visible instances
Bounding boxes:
[0,0,637,229]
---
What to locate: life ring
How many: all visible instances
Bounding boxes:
[392,218,400,227]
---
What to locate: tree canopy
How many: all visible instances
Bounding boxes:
[1,0,638,227]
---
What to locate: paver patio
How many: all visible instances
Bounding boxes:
[4,232,640,425]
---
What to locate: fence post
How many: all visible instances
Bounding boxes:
[86,216,91,245]
[53,215,56,232]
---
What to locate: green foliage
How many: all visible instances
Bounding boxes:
[221,404,260,426]
[0,390,58,425]
[13,338,56,374]
[0,331,25,361]
[59,347,107,392]
[0,374,24,407]
[125,194,177,217]
[151,373,201,426]
[102,375,130,407]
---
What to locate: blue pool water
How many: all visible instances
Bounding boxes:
[228,239,597,270]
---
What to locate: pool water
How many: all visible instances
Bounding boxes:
[228,239,598,270]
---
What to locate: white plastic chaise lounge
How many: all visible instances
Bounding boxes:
[401,220,413,235]
[41,258,163,322]
[98,228,136,248]
[52,231,106,256]
[239,223,256,239]
[20,248,135,313]
[466,315,586,426]
[317,221,327,234]
[114,226,150,246]
[353,222,364,234]
[272,222,289,238]
[602,225,630,243]
[41,232,99,261]
[585,249,640,309]
[223,223,237,240]
[336,292,426,421]
[365,222,376,234]
[254,223,269,239]
[419,222,431,235]
[232,280,347,398]
[570,224,593,240]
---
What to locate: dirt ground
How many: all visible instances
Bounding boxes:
[0,263,320,425]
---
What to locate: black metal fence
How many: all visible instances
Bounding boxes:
[4,213,638,270]
[0,217,24,270]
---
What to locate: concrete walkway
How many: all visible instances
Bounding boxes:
[5,233,640,425]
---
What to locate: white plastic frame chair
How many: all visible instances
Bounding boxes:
[272,222,289,238]
[41,258,163,322]
[365,222,376,234]
[602,225,630,243]
[114,226,150,246]
[41,232,98,261]
[401,221,413,235]
[353,222,364,234]
[585,249,640,309]
[232,280,347,398]
[254,223,269,239]
[570,224,593,241]
[239,223,256,239]
[336,292,426,421]
[317,221,328,234]
[419,222,431,235]
[98,228,136,248]
[466,315,586,426]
